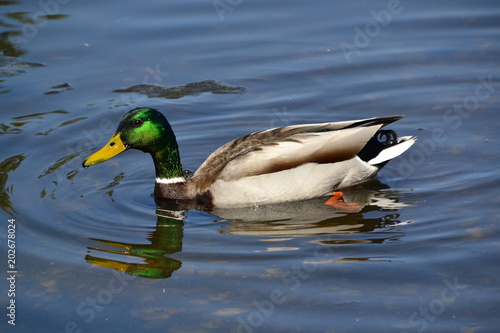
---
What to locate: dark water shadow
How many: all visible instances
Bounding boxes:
[113,80,245,99]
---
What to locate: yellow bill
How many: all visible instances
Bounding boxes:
[82,133,127,167]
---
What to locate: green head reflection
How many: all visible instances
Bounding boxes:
[86,213,184,279]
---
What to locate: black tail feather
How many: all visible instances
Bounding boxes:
[358,129,398,166]
[344,115,403,129]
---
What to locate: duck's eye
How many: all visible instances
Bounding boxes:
[132,119,143,127]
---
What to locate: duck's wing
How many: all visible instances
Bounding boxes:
[191,115,402,190]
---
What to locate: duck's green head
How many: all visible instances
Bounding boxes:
[82,108,183,178]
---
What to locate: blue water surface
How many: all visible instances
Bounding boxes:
[1,0,499,332]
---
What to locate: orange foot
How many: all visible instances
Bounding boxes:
[324,191,362,210]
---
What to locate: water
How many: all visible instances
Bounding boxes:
[1,0,500,332]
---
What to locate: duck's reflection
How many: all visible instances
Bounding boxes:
[85,182,412,279]
[212,186,410,238]
[85,209,185,279]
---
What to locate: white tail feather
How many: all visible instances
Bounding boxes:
[368,136,416,165]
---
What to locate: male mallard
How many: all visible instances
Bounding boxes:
[82,108,415,207]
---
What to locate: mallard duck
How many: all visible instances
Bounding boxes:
[82,107,415,207]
